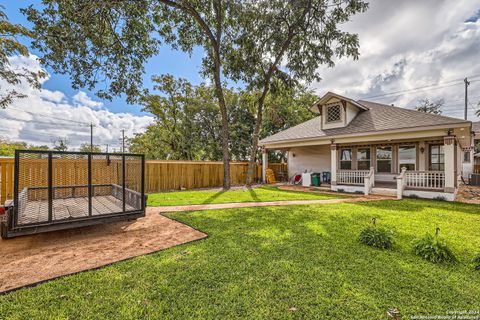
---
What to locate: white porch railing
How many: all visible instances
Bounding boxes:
[405,171,445,190]
[396,167,407,199]
[364,167,375,195]
[337,170,369,185]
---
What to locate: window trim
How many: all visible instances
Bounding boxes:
[357,147,371,170]
[398,145,417,171]
[325,104,342,123]
[339,148,352,170]
[376,146,392,173]
[429,144,445,171]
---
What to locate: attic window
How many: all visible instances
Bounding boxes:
[326,105,342,123]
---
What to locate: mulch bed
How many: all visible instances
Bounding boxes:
[0,208,207,294]
[456,184,480,204]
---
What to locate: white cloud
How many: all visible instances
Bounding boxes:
[72,91,104,109]
[312,0,480,120]
[0,55,154,150]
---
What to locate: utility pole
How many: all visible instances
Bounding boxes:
[105,144,109,153]
[90,123,94,152]
[464,77,470,120]
[121,129,125,153]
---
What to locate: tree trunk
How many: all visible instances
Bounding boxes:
[246,91,267,185]
[212,54,231,190]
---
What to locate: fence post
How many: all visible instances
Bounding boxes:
[88,153,92,216]
[122,155,126,212]
[48,152,53,222]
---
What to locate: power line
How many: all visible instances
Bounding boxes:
[7,107,91,126]
[0,114,91,129]
[361,73,480,101]
[363,82,463,100]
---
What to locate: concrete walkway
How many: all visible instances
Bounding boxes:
[150,195,395,213]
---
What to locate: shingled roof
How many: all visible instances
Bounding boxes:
[260,100,470,145]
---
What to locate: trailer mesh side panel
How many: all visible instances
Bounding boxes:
[11,150,145,232]
[15,151,49,226]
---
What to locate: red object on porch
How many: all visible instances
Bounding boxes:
[292,174,302,185]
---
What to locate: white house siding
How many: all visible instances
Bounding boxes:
[288,145,331,178]
[346,103,358,124]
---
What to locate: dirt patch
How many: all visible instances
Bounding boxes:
[0,208,206,293]
[456,184,480,204]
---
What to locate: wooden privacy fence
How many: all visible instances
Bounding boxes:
[0,158,288,203]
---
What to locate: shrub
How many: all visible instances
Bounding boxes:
[412,228,456,264]
[472,253,480,271]
[433,196,447,201]
[359,218,394,250]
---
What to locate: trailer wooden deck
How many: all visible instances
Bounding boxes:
[17,196,136,225]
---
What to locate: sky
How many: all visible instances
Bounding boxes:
[1,0,480,150]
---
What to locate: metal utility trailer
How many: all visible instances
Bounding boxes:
[1,150,146,238]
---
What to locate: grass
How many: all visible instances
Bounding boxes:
[1,199,479,319]
[147,185,347,206]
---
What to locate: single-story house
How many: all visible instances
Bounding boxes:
[259,92,476,200]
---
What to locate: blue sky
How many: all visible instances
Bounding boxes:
[4,0,207,116]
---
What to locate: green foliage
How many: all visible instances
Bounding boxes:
[78,143,102,153]
[0,137,49,156]
[52,138,68,151]
[0,5,46,108]
[415,98,444,115]
[129,75,315,161]
[359,218,394,249]
[412,228,457,264]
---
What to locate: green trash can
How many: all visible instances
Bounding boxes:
[311,173,321,186]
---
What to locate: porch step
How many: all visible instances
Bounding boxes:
[370,187,397,197]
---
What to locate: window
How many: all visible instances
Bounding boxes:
[398,145,416,171]
[464,151,471,163]
[376,146,392,173]
[326,105,341,123]
[357,148,371,170]
[340,148,352,170]
[429,145,444,171]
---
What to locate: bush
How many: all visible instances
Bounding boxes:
[412,228,456,264]
[433,196,447,201]
[359,218,394,249]
[472,253,480,271]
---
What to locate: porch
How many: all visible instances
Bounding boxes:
[262,135,459,200]
[330,135,456,199]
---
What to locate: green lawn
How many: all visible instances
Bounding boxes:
[147,185,347,206]
[1,199,479,319]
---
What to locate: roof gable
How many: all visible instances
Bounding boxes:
[310,91,369,113]
[260,97,470,145]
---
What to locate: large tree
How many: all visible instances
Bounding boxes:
[226,0,368,184]
[129,75,314,163]
[0,5,46,108]
[23,0,244,189]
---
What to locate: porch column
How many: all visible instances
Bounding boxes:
[262,148,268,183]
[444,136,455,193]
[331,144,337,185]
